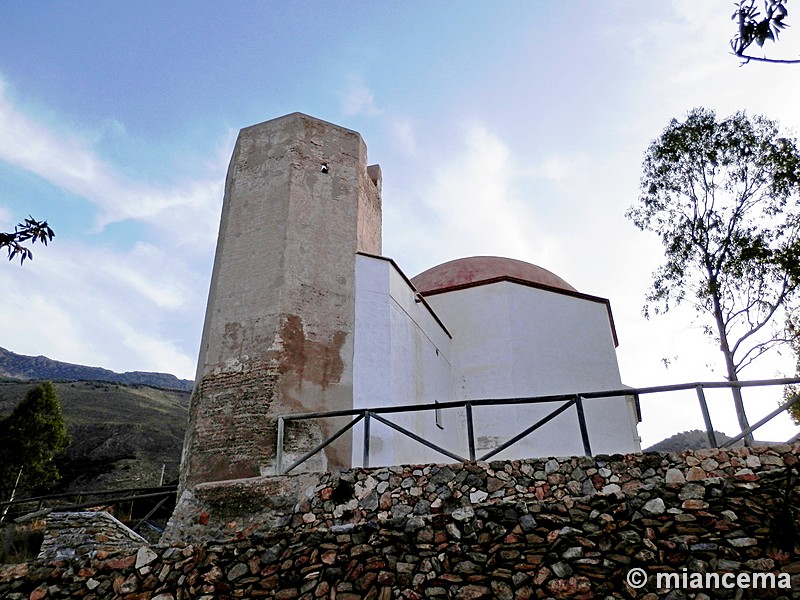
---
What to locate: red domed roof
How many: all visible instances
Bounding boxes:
[411,256,577,295]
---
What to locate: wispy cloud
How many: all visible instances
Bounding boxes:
[385,123,564,276]
[0,76,216,378]
[387,116,417,156]
[339,75,420,157]
[0,78,226,248]
[423,124,531,255]
[341,75,381,117]
[0,238,202,378]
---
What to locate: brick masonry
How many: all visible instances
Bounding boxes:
[2,445,799,598]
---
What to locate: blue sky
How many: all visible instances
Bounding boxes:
[1,2,799,445]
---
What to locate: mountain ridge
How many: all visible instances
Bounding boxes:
[0,347,194,392]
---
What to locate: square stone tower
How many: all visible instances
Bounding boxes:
[180,113,381,490]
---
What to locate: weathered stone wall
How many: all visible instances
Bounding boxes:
[163,444,798,545]
[2,446,799,599]
[37,512,145,562]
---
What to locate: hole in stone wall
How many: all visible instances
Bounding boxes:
[329,479,354,504]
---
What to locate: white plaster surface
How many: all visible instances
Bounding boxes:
[353,265,640,466]
[354,254,463,466]
[427,282,640,459]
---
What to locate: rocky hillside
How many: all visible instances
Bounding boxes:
[0,347,193,392]
[0,380,189,493]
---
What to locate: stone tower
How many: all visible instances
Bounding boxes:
[180,113,381,490]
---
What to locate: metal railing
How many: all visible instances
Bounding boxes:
[0,485,177,532]
[275,377,800,475]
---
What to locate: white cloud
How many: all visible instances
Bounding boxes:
[523,153,591,187]
[95,242,188,309]
[113,321,197,380]
[535,157,570,183]
[0,79,225,249]
[0,236,203,379]
[387,116,417,155]
[339,75,421,157]
[423,124,531,256]
[341,75,381,117]
[384,123,567,277]
[0,79,228,380]
[0,294,90,361]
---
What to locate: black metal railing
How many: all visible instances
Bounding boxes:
[275,377,800,475]
[0,485,178,532]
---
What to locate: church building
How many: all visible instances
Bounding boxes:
[180,112,640,490]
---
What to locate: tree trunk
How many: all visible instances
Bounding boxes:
[710,280,754,446]
[725,365,754,446]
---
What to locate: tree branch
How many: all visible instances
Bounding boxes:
[736,53,800,65]
[730,277,792,357]
[736,335,792,372]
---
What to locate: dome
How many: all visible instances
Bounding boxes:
[411,256,577,295]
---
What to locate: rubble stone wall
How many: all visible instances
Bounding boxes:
[163,443,800,544]
[37,511,146,563]
[1,445,798,599]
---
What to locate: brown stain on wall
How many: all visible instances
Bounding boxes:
[183,313,352,487]
[276,314,351,469]
[222,322,245,352]
[278,314,346,390]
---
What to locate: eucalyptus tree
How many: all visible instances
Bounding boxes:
[626,108,800,443]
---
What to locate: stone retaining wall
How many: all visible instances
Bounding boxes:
[0,445,798,599]
[163,444,799,544]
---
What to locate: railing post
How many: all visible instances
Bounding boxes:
[276,416,285,475]
[465,403,476,461]
[363,411,371,468]
[695,385,718,448]
[575,395,592,457]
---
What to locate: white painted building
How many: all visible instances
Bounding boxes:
[183,112,640,483]
[352,253,641,467]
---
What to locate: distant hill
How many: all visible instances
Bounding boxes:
[0,347,193,392]
[0,380,189,492]
[645,429,774,452]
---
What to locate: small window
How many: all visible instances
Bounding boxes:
[435,399,444,430]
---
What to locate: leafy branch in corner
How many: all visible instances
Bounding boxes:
[731,0,800,64]
[0,217,55,265]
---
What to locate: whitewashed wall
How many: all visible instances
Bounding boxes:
[353,254,466,466]
[354,257,640,467]
[425,281,641,459]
